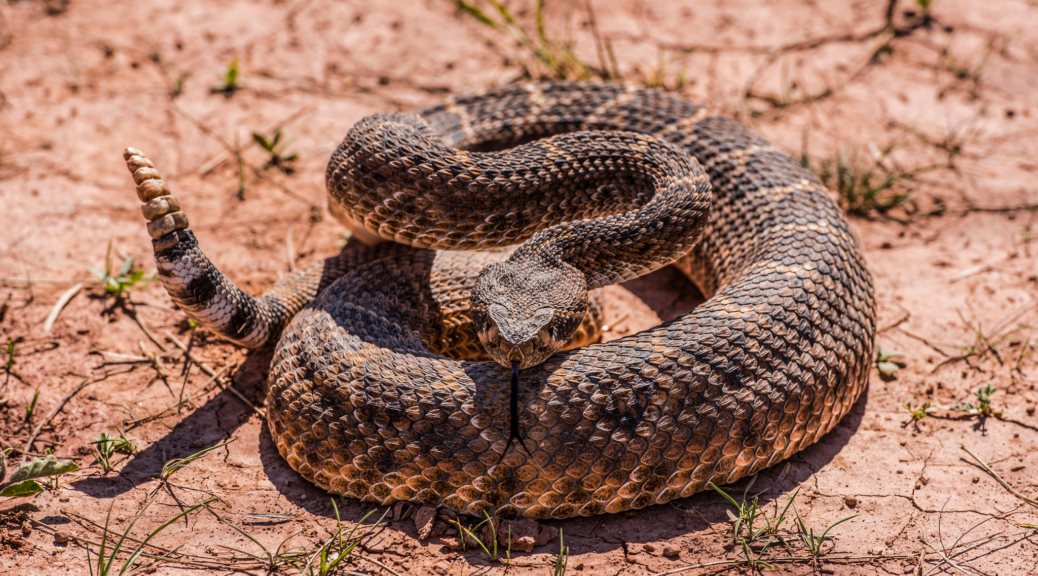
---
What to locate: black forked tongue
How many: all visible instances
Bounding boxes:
[496,360,536,469]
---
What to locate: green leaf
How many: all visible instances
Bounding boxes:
[9,454,80,482]
[118,257,134,278]
[877,361,900,379]
[88,268,108,280]
[0,479,44,498]
[252,132,271,150]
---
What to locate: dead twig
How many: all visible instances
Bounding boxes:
[960,445,1038,509]
[164,331,264,417]
[42,283,82,332]
[21,376,96,461]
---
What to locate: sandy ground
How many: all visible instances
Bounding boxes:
[1,0,1038,574]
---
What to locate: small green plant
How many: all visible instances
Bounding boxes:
[951,384,1000,416]
[88,497,213,576]
[88,240,154,307]
[875,345,907,381]
[740,539,777,571]
[793,505,857,556]
[455,512,502,562]
[252,128,299,173]
[90,428,137,473]
[296,504,377,576]
[807,148,910,214]
[210,57,241,95]
[708,476,794,543]
[903,401,933,421]
[3,337,19,375]
[552,529,569,576]
[24,385,40,420]
[1,454,79,495]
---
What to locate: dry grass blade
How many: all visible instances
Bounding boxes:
[161,438,237,481]
[960,445,1038,508]
[43,282,82,332]
[450,0,601,80]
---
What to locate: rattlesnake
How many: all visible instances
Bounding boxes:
[123,81,875,520]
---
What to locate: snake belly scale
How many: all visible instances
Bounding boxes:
[122,81,875,520]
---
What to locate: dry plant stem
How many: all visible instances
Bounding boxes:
[21,376,96,462]
[923,529,1036,576]
[165,331,264,417]
[286,225,296,272]
[922,539,979,576]
[133,310,171,354]
[961,445,1038,508]
[40,514,267,571]
[42,283,83,332]
[123,361,237,427]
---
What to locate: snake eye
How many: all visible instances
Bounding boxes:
[531,307,554,329]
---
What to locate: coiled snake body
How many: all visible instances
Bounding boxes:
[123,82,875,520]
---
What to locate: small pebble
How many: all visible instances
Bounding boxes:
[844,496,858,508]
[662,545,681,557]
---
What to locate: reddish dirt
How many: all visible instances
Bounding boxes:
[2,0,1038,574]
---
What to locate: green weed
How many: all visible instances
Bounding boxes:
[951,384,1000,417]
[875,345,907,381]
[295,505,378,576]
[88,240,154,307]
[552,529,569,576]
[252,128,299,174]
[793,505,857,556]
[24,385,40,420]
[210,58,242,96]
[87,497,213,576]
[708,476,794,543]
[903,401,933,421]
[90,428,137,474]
[1,454,79,494]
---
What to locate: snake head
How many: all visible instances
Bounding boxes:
[472,258,588,370]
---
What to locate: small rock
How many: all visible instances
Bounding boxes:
[844,496,858,508]
[662,545,681,557]
[972,476,980,483]
[437,508,457,522]
[536,524,558,547]
[21,521,32,536]
[440,536,464,551]
[497,518,539,552]
[431,561,449,574]
[58,496,70,502]
[414,506,437,539]
[642,543,656,554]
[393,501,413,522]
[192,439,205,448]
[8,536,26,548]
[430,520,448,538]
[53,531,72,544]
[574,562,585,570]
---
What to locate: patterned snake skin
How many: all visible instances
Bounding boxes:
[123,82,875,520]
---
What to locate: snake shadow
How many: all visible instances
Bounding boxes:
[70,348,275,500]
